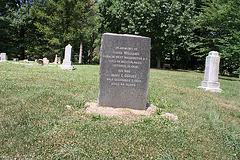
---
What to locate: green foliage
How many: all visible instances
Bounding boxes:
[32,0,99,62]
[193,0,240,75]
[0,0,239,73]
[0,0,35,59]
[99,0,196,68]
[0,0,100,63]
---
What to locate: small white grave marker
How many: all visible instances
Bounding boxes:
[54,55,58,64]
[0,53,7,62]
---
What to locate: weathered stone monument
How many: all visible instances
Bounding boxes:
[97,33,151,110]
[60,44,74,70]
[43,58,49,64]
[57,57,61,64]
[54,55,61,64]
[54,55,58,64]
[13,58,19,61]
[198,51,222,92]
[0,53,7,62]
[37,59,43,66]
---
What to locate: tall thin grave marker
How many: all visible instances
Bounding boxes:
[60,44,75,70]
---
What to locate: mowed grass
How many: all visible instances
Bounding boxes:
[0,62,239,159]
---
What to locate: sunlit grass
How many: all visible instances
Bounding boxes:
[0,62,239,159]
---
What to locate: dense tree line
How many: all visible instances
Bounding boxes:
[0,0,239,76]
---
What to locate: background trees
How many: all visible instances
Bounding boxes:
[0,0,99,63]
[194,0,240,75]
[32,0,99,62]
[0,0,35,59]
[0,0,239,76]
[98,0,195,69]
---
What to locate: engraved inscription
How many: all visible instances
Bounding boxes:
[98,33,151,110]
[102,46,149,87]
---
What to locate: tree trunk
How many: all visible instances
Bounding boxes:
[157,54,161,69]
[79,40,82,63]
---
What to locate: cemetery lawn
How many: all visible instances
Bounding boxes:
[0,62,239,159]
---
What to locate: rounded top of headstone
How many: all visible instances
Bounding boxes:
[103,33,150,39]
[209,51,219,56]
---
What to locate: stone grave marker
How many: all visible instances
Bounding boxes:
[13,58,19,61]
[43,58,49,64]
[37,59,43,66]
[54,55,58,64]
[43,58,47,63]
[97,33,151,110]
[0,53,7,62]
[60,44,74,70]
[57,57,61,64]
[198,51,222,92]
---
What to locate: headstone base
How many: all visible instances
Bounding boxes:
[198,81,222,92]
[59,65,75,70]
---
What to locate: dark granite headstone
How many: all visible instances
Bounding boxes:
[98,33,151,110]
[37,59,43,66]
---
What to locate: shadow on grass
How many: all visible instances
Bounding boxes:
[219,76,239,82]
[151,68,205,74]
[72,62,99,66]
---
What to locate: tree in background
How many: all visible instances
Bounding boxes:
[0,0,239,75]
[98,0,195,69]
[0,0,35,59]
[191,0,240,75]
[32,0,99,62]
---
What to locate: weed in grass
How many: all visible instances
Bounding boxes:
[91,114,101,121]
[156,108,164,115]
[158,99,176,109]
[143,117,152,123]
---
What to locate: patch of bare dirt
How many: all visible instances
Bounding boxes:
[85,102,157,119]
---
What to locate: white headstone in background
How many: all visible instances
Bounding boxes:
[57,57,61,64]
[43,58,47,63]
[13,58,19,61]
[0,53,7,62]
[43,58,49,64]
[54,55,58,64]
[60,44,75,70]
[198,51,222,92]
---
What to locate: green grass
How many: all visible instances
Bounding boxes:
[0,61,239,159]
